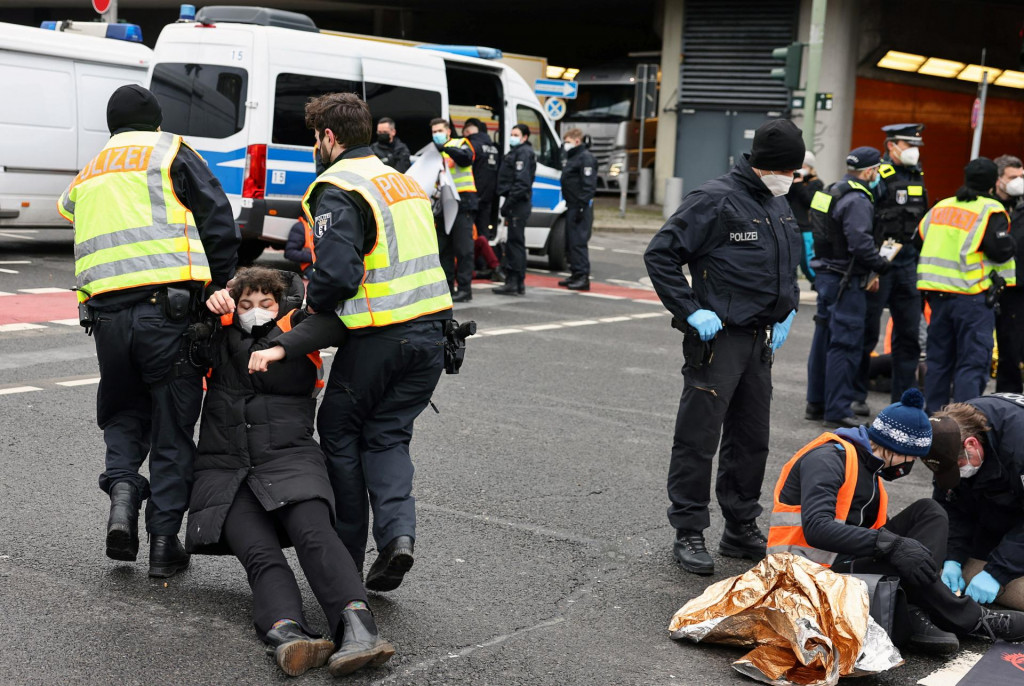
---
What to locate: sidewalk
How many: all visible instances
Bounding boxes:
[592,196,665,233]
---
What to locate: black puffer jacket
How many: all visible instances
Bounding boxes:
[186,280,338,555]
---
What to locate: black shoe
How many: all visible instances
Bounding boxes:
[264,620,335,677]
[148,534,190,578]
[566,275,590,291]
[851,401,870,417]
[969,607,1024,642]
[492,282,521,296]
[823,416,861,429]
[518,281,525,295]
[906,605,959,655]
[365,535,414,592]
[452,290,472,303]
[719,520,767,561]
[673,530,714,576]
[106,482,140,562]
[804,403,824,421]
[490,266,506,283]
[557,275,574,286]
[327,609,396,677]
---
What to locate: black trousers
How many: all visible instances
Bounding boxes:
[668,326,772,533]
[565,204,593,277]
[93,300,203,535]
[317,320,444,568]
[436,206,474,293]
[832,499,983,636]
[475,196,496,240]
[857,259,922,403]
[503,202,531,287]
[996,288,1024,393]
[222,483,366,639]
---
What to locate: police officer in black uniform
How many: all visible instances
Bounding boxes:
[855,124,928,412]
[806,147,891,427]
[493,124,537,296]
[463,118,501,240]
[370,117,411,173]
[558,127,597,291]
[993,155,1024,393]
[644,119,803,576]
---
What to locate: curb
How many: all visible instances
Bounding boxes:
[593,224,660,234]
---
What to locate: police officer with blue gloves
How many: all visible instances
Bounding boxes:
[644,119,803,576]
[806,147,892,427]
[855,124,928,414]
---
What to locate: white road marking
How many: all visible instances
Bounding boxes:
[917,650,984,685]
[630,312,665,319]
[0,231,35,240]
[0,386,42,395]
[0,268,18,274]
[607,278,654,291]
[0,291,14,296]
[562,319,598,327]
[50,319,80,326]
[0,261,31,265]
[611,248,644,255]
[590,245,606,251]
[480,328,523,336]
[631,298,663,306]
[599,316,632,323]
[0,322,47,332]
[577,292,625,300]
[56,378,100,387]
[522,323,563,331]
[18,287,69,294]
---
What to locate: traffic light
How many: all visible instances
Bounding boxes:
[770,42,803,90]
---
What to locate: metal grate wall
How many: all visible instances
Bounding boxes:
[680,0,799,111]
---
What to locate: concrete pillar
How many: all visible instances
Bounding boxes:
[654,0,683,205]
[791,0,860,184]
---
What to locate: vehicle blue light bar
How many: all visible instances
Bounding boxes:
[105,23,143,42]
[40,21,59,30]
[418,45,503,60]
[179,4,197,22]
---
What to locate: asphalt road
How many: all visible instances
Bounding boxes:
[0,228,984,685]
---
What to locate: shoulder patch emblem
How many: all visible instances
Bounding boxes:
[584,166,593,176]
[314,212,331,238]
[895,189,908,205]
[516,160,524,171]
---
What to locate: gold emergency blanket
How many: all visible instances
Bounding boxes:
[668,553,903,686]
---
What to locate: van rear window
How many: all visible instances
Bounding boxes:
[273,73,361,146]
[151,63,248,139]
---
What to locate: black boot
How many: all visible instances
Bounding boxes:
[718,520,767,561]
[148,534,190,578]
[365,535,414,592]
[491,265,507,283]
[851,401,870,417]
[492,281,521,296]
[452,290,472,303]
[804,403,824,421]
[905,605,959,655]
[969,607,1024,642]
[327,609,396,677]
[673,530,714,575]
[566,275,590,291]
[558,275,574,287]
[823,416,861,429]
[106,482,140,562]
[264,620,335,677]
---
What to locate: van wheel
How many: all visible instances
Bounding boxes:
[238,239,265,266]
[546,218,567,271]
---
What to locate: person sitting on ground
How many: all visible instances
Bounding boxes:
[767,389,1024,656]
[186,266,394,678]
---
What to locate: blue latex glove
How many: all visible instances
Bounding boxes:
[686,309,722,342]
[941,560,965,593]
[771,310,796,352]
[965,570,1001,604]
[802,232,816,278]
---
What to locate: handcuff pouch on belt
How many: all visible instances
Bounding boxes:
[672,317,715,370]
[443,319,477,374]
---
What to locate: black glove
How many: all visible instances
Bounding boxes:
[499,203,510,218]
[874,529,939,587]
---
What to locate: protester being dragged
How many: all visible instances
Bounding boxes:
[767,389,1024,654]
[186,266,394,678]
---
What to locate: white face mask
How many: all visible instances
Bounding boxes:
[563,142,576,151]
[897,145,920,167]
[959,462,980,479]
[760,172,794,197]
[1004,176,1024,197]
[238,307,276,333]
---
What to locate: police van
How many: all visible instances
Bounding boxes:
[0,21,152,228]
[147,5,569,267]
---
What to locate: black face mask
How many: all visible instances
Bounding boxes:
[879,458,914,481]
[377,132,392,145]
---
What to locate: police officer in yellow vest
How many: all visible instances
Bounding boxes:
[918,158,1017,413]
[266,92,451,592]
[57,85,239,577]
[430,117,477,303]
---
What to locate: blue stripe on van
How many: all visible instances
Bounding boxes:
[198,148,245,196]
[532,179,562,211]
[265,145,316,198]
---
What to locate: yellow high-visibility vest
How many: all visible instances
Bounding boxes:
[917,195,1016,294]
[443,137,477,194]
[301,154,452,329]
[58,131,210,303]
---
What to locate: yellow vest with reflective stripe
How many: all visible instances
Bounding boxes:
[443,137,476,194]
[301,155,452,329]
[917,195,1016,294]
[58,131,210,303]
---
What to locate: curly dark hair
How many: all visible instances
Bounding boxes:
[304,92,372,148]
[229,266,286,303]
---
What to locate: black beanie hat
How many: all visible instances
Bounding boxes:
[107,84,163,134]
[964,157,998,193]
[748,119,806,171]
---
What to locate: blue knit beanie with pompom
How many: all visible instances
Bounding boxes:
[866,388,932,457]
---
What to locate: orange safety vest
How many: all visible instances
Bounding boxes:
[219,309,325,396]
[766,433,888,567]
[299,216,315,273]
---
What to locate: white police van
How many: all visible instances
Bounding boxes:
[148,5,568,267]
[0,21,152,228]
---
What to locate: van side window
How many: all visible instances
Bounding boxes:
[444,65,503,146]
[151,63,247,139]
[515,105,560,169]
[274,73,361,146]
[364,83,442,153]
